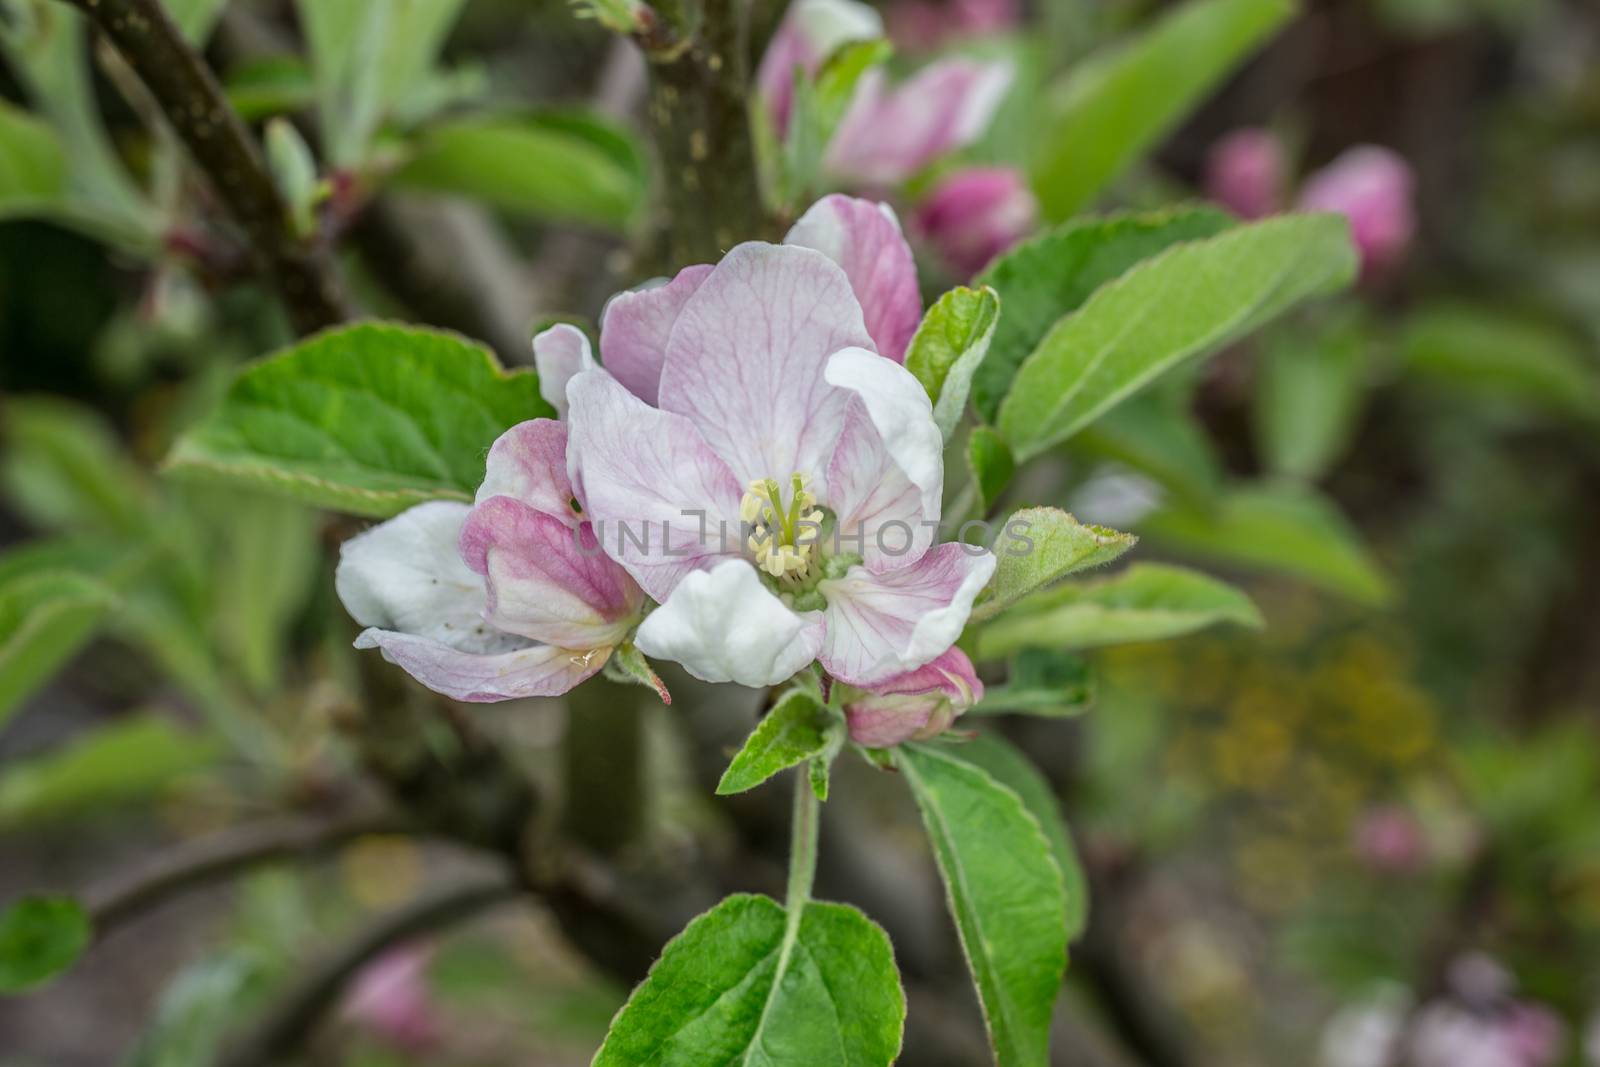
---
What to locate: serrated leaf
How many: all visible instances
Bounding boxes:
[975,506,1136,622]
[0,895,90,993]
[717,689,830,795]
[395,110,648,229]
[1031,0,1295,220]
[978,562,1262,658]
[997,214,1358,460]
[905,286,1001,441]
[968,649,1093,718]
[0,568,117,729]
[1141,484,1390,605]
[0,713,219,827]
[0,100,67,219]
[938,734,1090,941]
[973,206,1234,419]
[1254,310,1372,481]
[602,643,673,705]
[593,893,904,1067]
[165,322,550,518]
[967,427,1015,516]
[898,744,1066,1067]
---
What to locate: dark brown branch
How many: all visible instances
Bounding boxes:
[87,808,405,937]
[215,874,520,1067]
[61,0,346,334]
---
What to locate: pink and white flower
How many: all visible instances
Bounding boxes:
[913,165,1038,278]
[843,647,982,746]
[336,419,644,702]
[1297,145,1416,276]
[757,0,1013,188]
[565,194,995,689]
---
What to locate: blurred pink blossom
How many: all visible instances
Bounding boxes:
[1204,127,1287,220]
[913,166,1038,277]
[886,0,1020,51]
[341,946,439,1051]
[1354,804,1428,875]
[1297,145,1416,275]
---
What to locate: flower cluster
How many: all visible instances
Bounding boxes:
[337,194,989,745]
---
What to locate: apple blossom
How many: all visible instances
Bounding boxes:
[887,0,1020,52]
[913,165,1039,277]
[843,647,982,746]
[757,0,1013,188]
[1297,145,1416,275]
[1204,127,1287,220]
[341,946,439,1051]
[336,419,644,701]
[565,194,995,689]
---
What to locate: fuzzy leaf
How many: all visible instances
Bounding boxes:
[978,562,1262,658]
[973,206,1234,419]
[603,643,673,705]
[975,507,1136,622]
[165,322,550,518]
[593,894,904,1067]
[0,896,91,993]
[717,689,831,795]
[905,286,1001,441]
[898,744,1066,1067]
[967,427,1015,516]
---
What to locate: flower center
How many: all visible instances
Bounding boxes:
[741,474,823,584]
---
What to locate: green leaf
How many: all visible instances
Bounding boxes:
[1401,303,1600,424]
[783,39,893,203]
[602,643,674,705]
[898,744,1066,1067]
[0,100,67,219]
[1030,0,1295,220]
[905,286,1001,441]
[973,206,1234,419]
[974,506,1136,622]
[593,893,904,1067]
[0,895,91,993]
[969,649,1093,718]
[394,110,648,229]
[224,56,318,121]
[1141,484,1390,604]
[0,713,219,827]
[1255,310,1372,480]
[717,689,831,795]
[977,562,1262,658]
[0,568,117,729]
[1075,391,1223,504]
[967,427,1015,516]
[997,214,1358,459]
[939,734,1090,941]
[164,322,550,518]
[0,396,152,535]
[164,0,231,42]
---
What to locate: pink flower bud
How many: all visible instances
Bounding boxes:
[1297,145,1416,276]
[341,946,439,1051]
[1204,127,1287,220]
[1502,1003,1566,1067]
[1354,805,1428,875]
[844,648,982,747]
[913,166,1038,278]
[887,0,1019,51]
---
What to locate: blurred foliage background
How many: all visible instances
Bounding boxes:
[1,0,1598,1064]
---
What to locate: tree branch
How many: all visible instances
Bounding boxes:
[87,807,406,938]
[60,0,346,334]
[215,874,520,1067]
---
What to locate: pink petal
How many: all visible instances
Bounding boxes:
[825,59,1013,186]
[818,543,995,685]
[459,497,642,648]
[475,419,579,523]
[657,242,873,487]
[531,324,595,419]
[785,194,922,362]
[844,647,981,746]
[598,264,713,406]
[353,628,608,702]
[565,369,745,601]
[912,166,1038,278]
[1297,145,1415,275]
[822,348,944,571]
[1204,128,1287,221]
[634,559,825,687]
[755,0,885,137]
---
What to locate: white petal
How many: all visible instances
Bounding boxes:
[818,543,995,685]
[335,501,504,654]
[353,630,608,702]
[635,559,825,688]
[532,324,596,419]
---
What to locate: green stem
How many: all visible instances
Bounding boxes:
[784,763,820,915]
